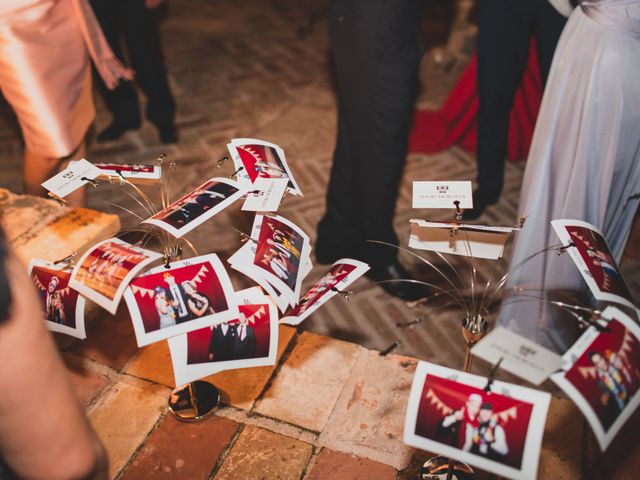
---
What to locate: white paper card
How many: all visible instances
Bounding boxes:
[41,159,102,198]
[413,181,473,209]
[471,327,563,385]
[242,177,289,212]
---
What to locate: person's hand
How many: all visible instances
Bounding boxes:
[453,409,464,421]
[484,429,494,443]
[145,0,164,9]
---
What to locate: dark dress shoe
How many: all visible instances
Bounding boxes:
[96,121,140,142]
[461,190,499,221]
[365,262,428,301]
[154,123,178,144]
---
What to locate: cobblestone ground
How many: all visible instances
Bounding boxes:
[0,0,637,370]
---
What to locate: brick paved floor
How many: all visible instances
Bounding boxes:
[1,1,639,478]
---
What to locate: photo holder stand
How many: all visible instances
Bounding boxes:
[169,380,220,422]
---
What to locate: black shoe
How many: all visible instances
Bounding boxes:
[96,121,140,142]
[365,262,428,302]
[461,190,499,221]
[315,245,357,265]
[155,124,178,144]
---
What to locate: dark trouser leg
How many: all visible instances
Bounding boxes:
[120,0,175,129]
[534,0,567,86]
[89,0,141,126]
[476,0,532,201]
[317,0,423,268]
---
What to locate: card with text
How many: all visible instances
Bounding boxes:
[413,181,473,209]
[41,159,102,199]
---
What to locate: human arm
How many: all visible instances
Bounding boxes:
[489,425,509,456]
[0,244,107,479]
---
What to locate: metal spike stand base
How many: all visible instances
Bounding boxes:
[420,456,474,480]
[169,381,220,422]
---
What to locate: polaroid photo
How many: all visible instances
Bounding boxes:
[228,240,313,312]
[230,214,311,304]
[94,162,161,182]
[409,219,519,260]
[41,159,102,199]
[241,177,289,212]
[28,259,86,339]
[167,287,279,386]
[405,361,551,480]
[124,254,238,347]
[143,177,246,238]
[281,259,369,325]
[551,306,640,451]
[69,238,162,315]
[552,219,636,310]
[227,138,302,196]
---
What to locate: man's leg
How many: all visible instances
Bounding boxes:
[535,0,568,86]
[473,0,532,214]
[89,0,141,141]
[121,0,176,143]
[318,0,423,268]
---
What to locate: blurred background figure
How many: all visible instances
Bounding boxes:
[0,0,131,207]
[90,0,177,144]
[0,227,108,479]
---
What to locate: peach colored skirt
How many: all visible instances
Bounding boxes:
[0,0,94,157]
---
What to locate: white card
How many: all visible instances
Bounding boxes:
[41,159,102,198]
[409,219,518,260]
[471,327,563,385]
[241,177,289,212]
[413,181,473,209]
[95,163,161,182]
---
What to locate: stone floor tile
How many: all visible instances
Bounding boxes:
[255,332,360,431]
[70,304,139,371]
[319,349,417,470]
[124,340,174,387]
[305,448,396,480]
[62,354,110,408]
[213,425,313,480]
[120,414,239,479]
[538,397,583,479]
[88,381,167,478]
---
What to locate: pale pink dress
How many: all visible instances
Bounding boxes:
[0,0,131,157]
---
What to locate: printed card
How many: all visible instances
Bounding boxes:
[41,159,102,199]
[69,238,162,314]
[405,362,551,480]
[124,254,238,347]
[167,287,278,386]
[241,177,289,212]
[552,219,636,310]
[413,181,473,209]
[551,306,640,451]
[28,259,86,339]
[281,259,369,325]
[227,138,302,196]
[409,219,518,260]
[143,177,246,238]
[471,327,563,385]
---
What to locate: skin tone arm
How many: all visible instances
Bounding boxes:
[0,249,107,479]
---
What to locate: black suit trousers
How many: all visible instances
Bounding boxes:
[476,0,566,199]
[89,0,175,128]
[317,0,424,268]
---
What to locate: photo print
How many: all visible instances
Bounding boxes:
[409,219,519,260]
[552,219,636,310]
[124,254,238,347]
[405,362,551,480]
[28,259,86,339]
[281,258,369,325]
[227,138,302,196]
[551,306,640,451]
[69,238,162,314]
[228,214,311,305]
[168,287,279,386]
[94,162,161,182]
[143,177,246,238]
